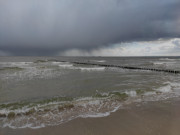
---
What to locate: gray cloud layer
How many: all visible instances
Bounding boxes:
[0,0,180,55]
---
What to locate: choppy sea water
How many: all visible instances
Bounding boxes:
[0,56,180,129]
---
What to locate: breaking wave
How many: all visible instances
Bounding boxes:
[0,83,179,129]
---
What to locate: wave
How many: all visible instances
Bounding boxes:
[156,85,171,93]
[0,67,23,71]
[58,63,73,68]
[153,62,166,65]
[159,58,176,61]
[78,67,105,71]
[1,66,63,81]
[0,92,127,129]
[0,84,179,129]
[58,62,105,71]
[91,60,106,63]
[0,61,106,81]
[0,62,32,68]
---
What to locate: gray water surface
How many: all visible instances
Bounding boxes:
[0,56,180,128]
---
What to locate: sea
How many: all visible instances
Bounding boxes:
[0,56,180,129]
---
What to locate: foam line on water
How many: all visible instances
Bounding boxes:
[1,84,180,129]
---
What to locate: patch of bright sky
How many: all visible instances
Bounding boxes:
[61,38,180,56]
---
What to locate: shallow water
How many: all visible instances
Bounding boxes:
[0,56,180,128]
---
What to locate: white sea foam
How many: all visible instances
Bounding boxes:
[57,62,105,71]
[79,67,105,71]
[58,63,73,68]
[1,85,180,129]
[153,62,166,65]
[168,82,180,88]
[95,60,106,63]
[80,112,110,118]
[59,63,105,71]
[125,91,137,97]
[51,62,64,65]
[162,81,180,89]
[10,62,32,67]
[156,85,172,93]
[0,96,122,129]
[159,58,176,61]
[1,65,63,81]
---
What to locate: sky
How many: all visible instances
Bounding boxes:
[0,0,180,56]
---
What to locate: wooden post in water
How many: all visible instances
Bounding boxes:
[59,60,180,74]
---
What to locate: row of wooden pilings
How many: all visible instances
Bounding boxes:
[60,61,180,74]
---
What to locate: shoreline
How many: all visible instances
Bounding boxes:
[1,98,180,135]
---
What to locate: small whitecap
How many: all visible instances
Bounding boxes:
[156,85,172,93]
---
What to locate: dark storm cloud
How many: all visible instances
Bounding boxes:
[0,0,180,55]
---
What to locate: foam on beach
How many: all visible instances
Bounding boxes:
[0,84,180,129]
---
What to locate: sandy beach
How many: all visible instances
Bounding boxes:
[1,99,180,135]
[1,0,180,133]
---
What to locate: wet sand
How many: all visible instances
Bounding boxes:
[1,99,180,135]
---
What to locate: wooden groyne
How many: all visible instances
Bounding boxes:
[60,61,180,74]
